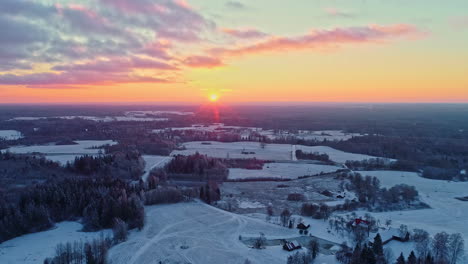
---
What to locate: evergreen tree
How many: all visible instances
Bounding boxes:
[407,251,417,264]
[372,233,384,256]
[396,253,406,264]
[351,244,361,264]
[425,253,434,264]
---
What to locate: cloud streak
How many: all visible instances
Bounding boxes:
[211,24,421,57]
[222,28,269,39]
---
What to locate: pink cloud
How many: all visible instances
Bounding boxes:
[0,71,170,87]
[52,57,178,72]
[324,8,355,18]
[211,24,421,57]
[183,55,223,68]
[222,28,269,39]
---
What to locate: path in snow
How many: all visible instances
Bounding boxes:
[109,202,323,264]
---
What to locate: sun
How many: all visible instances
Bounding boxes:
[209,93,219,102]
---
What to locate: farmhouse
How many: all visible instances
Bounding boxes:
[297,223,310,230]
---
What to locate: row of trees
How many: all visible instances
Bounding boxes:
[67,152,144,180]
[44,235,112,264]
[0,176,199,243]
[345,158,418,172]
[295,150,331,162]
[166,153,229,181]
[0,177,146,242]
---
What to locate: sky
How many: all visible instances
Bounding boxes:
[0,0,467,104]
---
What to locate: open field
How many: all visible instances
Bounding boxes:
[141,155,173,182]
[2,140,117,165]
[228,162,343,180]
[356,170,468,253]
[108,202,338,264]
[0,222,110,264]
[0,130,23,140]
[219,174,347,214]
[171,141,382,163]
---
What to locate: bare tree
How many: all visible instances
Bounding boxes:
[308,239,320,259]
[280,208,291,227]
[413,229,431,258]
[432,232,449,263]
[253,233,267,249]
[448,233,464,264]
[112,218,128,243]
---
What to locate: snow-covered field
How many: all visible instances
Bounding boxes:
[0,222,110,264]
[0,130,23,140]
[229,162,342,180]
[141,155,173,182]
[125,110,194,116]
[357,170,468,252]
[295,130,364,142]
[172,141,382,163]
[296,145,384,164]
[2,140,117,165]
[8,116,168,122]
[108,202,328,264]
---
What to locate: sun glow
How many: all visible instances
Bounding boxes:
[209,93,219,102]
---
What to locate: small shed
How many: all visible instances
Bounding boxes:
[283,240,301,251]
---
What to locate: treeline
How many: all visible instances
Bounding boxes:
[0,151,73,189]
[222,158,267,170]
[0,178,145,243]
[336,231,465,264]
[345,158,418,172]
[295,150,331,162]
[66,152,144,180]
[166,153,228,181]
[318,135,468,181]
[0,176,198,243]
[44,235,112,264]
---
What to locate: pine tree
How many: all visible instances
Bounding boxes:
[407,251,417,264]
[351,244,361,264]
[372,233,384,256]
[425,253,434,264]
[396,253,406,264]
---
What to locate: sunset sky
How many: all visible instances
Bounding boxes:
[1,0,467,103]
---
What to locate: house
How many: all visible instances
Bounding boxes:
[297,223,310,230]
[283,240,301,251]
[352,218,370,227]
[379,228,411,245]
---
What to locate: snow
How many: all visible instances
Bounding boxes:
[8,116,168,122]
[228,162,343,180]
[4,140,116,155]
[141,155,173,182]
[296,145,386,164]
[2,140,117,165]
[172,141,384,163]
[238,201,265,209]
[108,202,307,264]
[125,110,194,116]
[294,130,364,142]
[0,222,110,264]
[0,130,23,140]
[356,170,468,252]
[384,241,416,262]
